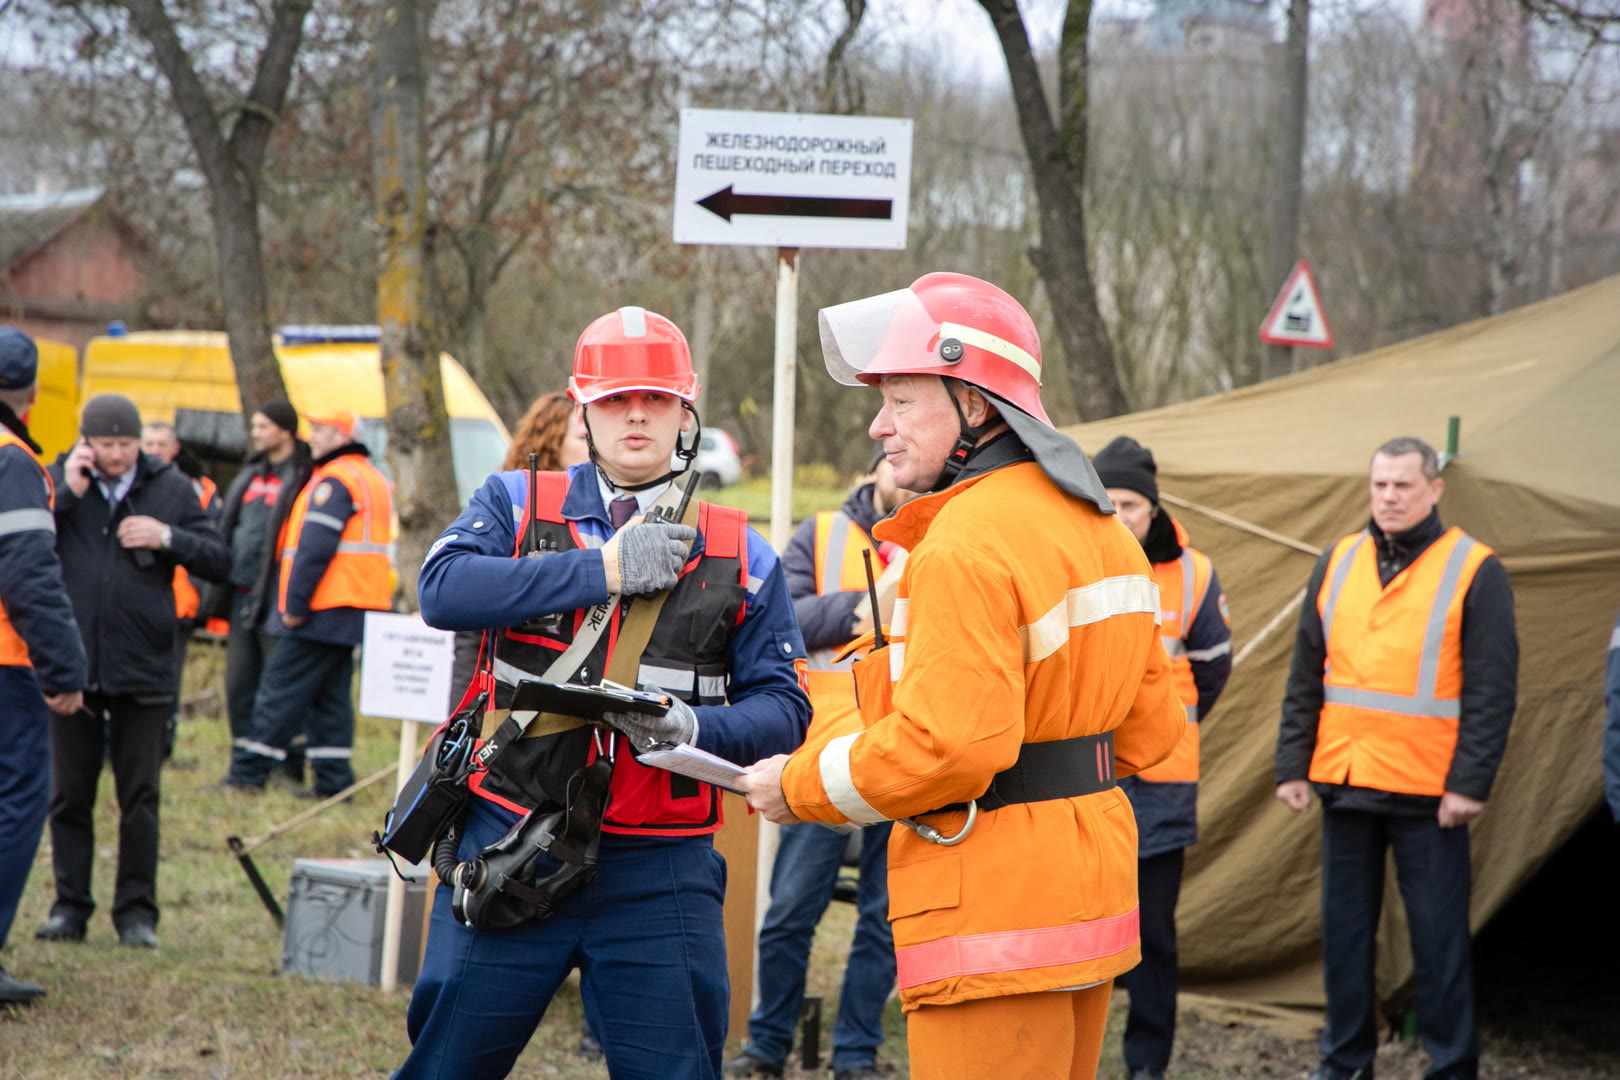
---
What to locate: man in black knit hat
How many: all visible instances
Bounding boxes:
[202,399,312,784]
[1092,435,1233,1080]
[37,394,228,948]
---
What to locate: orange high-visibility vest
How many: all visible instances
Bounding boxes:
[1137,521,1214,784]
[276,455,394,613]
[0,428,54,667]
[803,509,887,741]
[1310,526,1493,797]
[172,474,217,620]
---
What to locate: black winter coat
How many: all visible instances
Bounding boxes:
[48,453,231,697]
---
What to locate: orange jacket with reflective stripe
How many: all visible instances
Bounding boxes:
[802,509,886,742]
[780,461,1185,1009]
[1310,526,1493,796]
[1136,521,1213,784]
[172,475,217,620]
[0,428,53,667]
[276,455,394,613]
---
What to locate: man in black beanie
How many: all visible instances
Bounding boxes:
[202,399,312,785]
[1092,435,1233,1080]
[37,394,228,948]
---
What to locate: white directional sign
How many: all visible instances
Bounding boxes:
[359,612,456,724]
[674,108,913,250]
[1260,260,1334,349]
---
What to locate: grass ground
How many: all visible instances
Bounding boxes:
[2,647,1613,1077]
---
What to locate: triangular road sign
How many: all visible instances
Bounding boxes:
[1260,260,1334,349]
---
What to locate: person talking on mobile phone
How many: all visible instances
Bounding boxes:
[36,393,227,951]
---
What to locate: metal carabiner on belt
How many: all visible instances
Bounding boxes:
[898,800,978,846]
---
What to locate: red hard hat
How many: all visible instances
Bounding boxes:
[568,307,699,404]
[818,272,1049,424]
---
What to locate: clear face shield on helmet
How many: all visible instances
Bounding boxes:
[818,287,954,388]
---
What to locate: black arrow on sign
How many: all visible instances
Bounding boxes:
[696,185,893,223]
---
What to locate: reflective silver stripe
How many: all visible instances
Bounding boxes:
[891,597,908,637]
[818,511,852,596]
[1415,537,1477,701]
[1322,685,1461,719]
[493,656,544,686]
[805,647,853,673]
[888,641,905,682]
[236,739,287,761]
[1178,549,1195,631]
[0,508,54,536]
[1186,639,1232,663]
[1612,626,1620,652]
[746,575,765,594]
[336,540,393,555]
[698,675,726,700]
[639,664,695,692]
[304,511,348,532]
[1186,704,1198,724]
[819,732,889,825]
[1020,576,1160,663]
[305,746,354,759]
[1321,533,1368,644]
[1161,636,1186,658]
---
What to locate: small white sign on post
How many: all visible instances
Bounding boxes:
[674,107,913,251]
[359,611,456,724]
[1260,259,1335,349]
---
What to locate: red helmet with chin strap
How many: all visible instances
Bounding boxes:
[818,272,1049,425]
[569,306,699,404]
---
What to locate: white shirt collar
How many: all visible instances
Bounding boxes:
[94,465,136,505]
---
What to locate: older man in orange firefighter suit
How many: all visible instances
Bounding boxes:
[738,273,1186,1080]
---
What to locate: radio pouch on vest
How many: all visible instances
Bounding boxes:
[374,675,490,864]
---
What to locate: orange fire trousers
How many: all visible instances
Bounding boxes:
[906,980,1115,1080]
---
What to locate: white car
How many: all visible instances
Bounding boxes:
[682,427,743,489]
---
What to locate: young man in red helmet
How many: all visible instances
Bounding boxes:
[738,273,1185,1080]
[396,307,811,1080]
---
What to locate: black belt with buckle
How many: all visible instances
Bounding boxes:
[927,731,1117,816]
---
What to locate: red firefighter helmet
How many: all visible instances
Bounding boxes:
[817,272,1049,424]
[568,307,699,404]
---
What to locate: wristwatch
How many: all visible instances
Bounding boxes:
[160,525,174,549]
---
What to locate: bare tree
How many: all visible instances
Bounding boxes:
[118,0,308,414]
[374,0,458,606]
[976,0,1129,421]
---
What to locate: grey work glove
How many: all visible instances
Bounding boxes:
[606,683,699,752]
[614,520,696,595]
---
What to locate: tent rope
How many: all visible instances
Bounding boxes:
[1160,492,1323,556]
[1233,587,1306,669]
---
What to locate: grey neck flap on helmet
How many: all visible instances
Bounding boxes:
[978,390,1116,515]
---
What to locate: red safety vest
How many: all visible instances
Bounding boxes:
[470,471,751,837]
[0,428,53,667]
[1310,526,1492,796]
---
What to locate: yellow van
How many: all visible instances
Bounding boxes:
[31,337,81,464]
[79,327,509,502]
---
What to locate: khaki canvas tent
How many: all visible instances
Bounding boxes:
[1065,272,1620,1009]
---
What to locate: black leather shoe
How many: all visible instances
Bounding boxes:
[1309,1067,1373,1080]
[721,1051,783,1078]
[34,914,86,942]
[834,1068,885,1080]
[0,966,46,1004]
[117,923,158,948]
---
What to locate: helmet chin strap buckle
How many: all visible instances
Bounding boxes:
[933,377,994,491]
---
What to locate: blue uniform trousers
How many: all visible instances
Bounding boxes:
[0,665,50,951]
[743,820,895,1073]
[1320,807,1477,1080]
[1119,846,1185,1073]
[228,635,355,794]
[395,799,730,1080]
